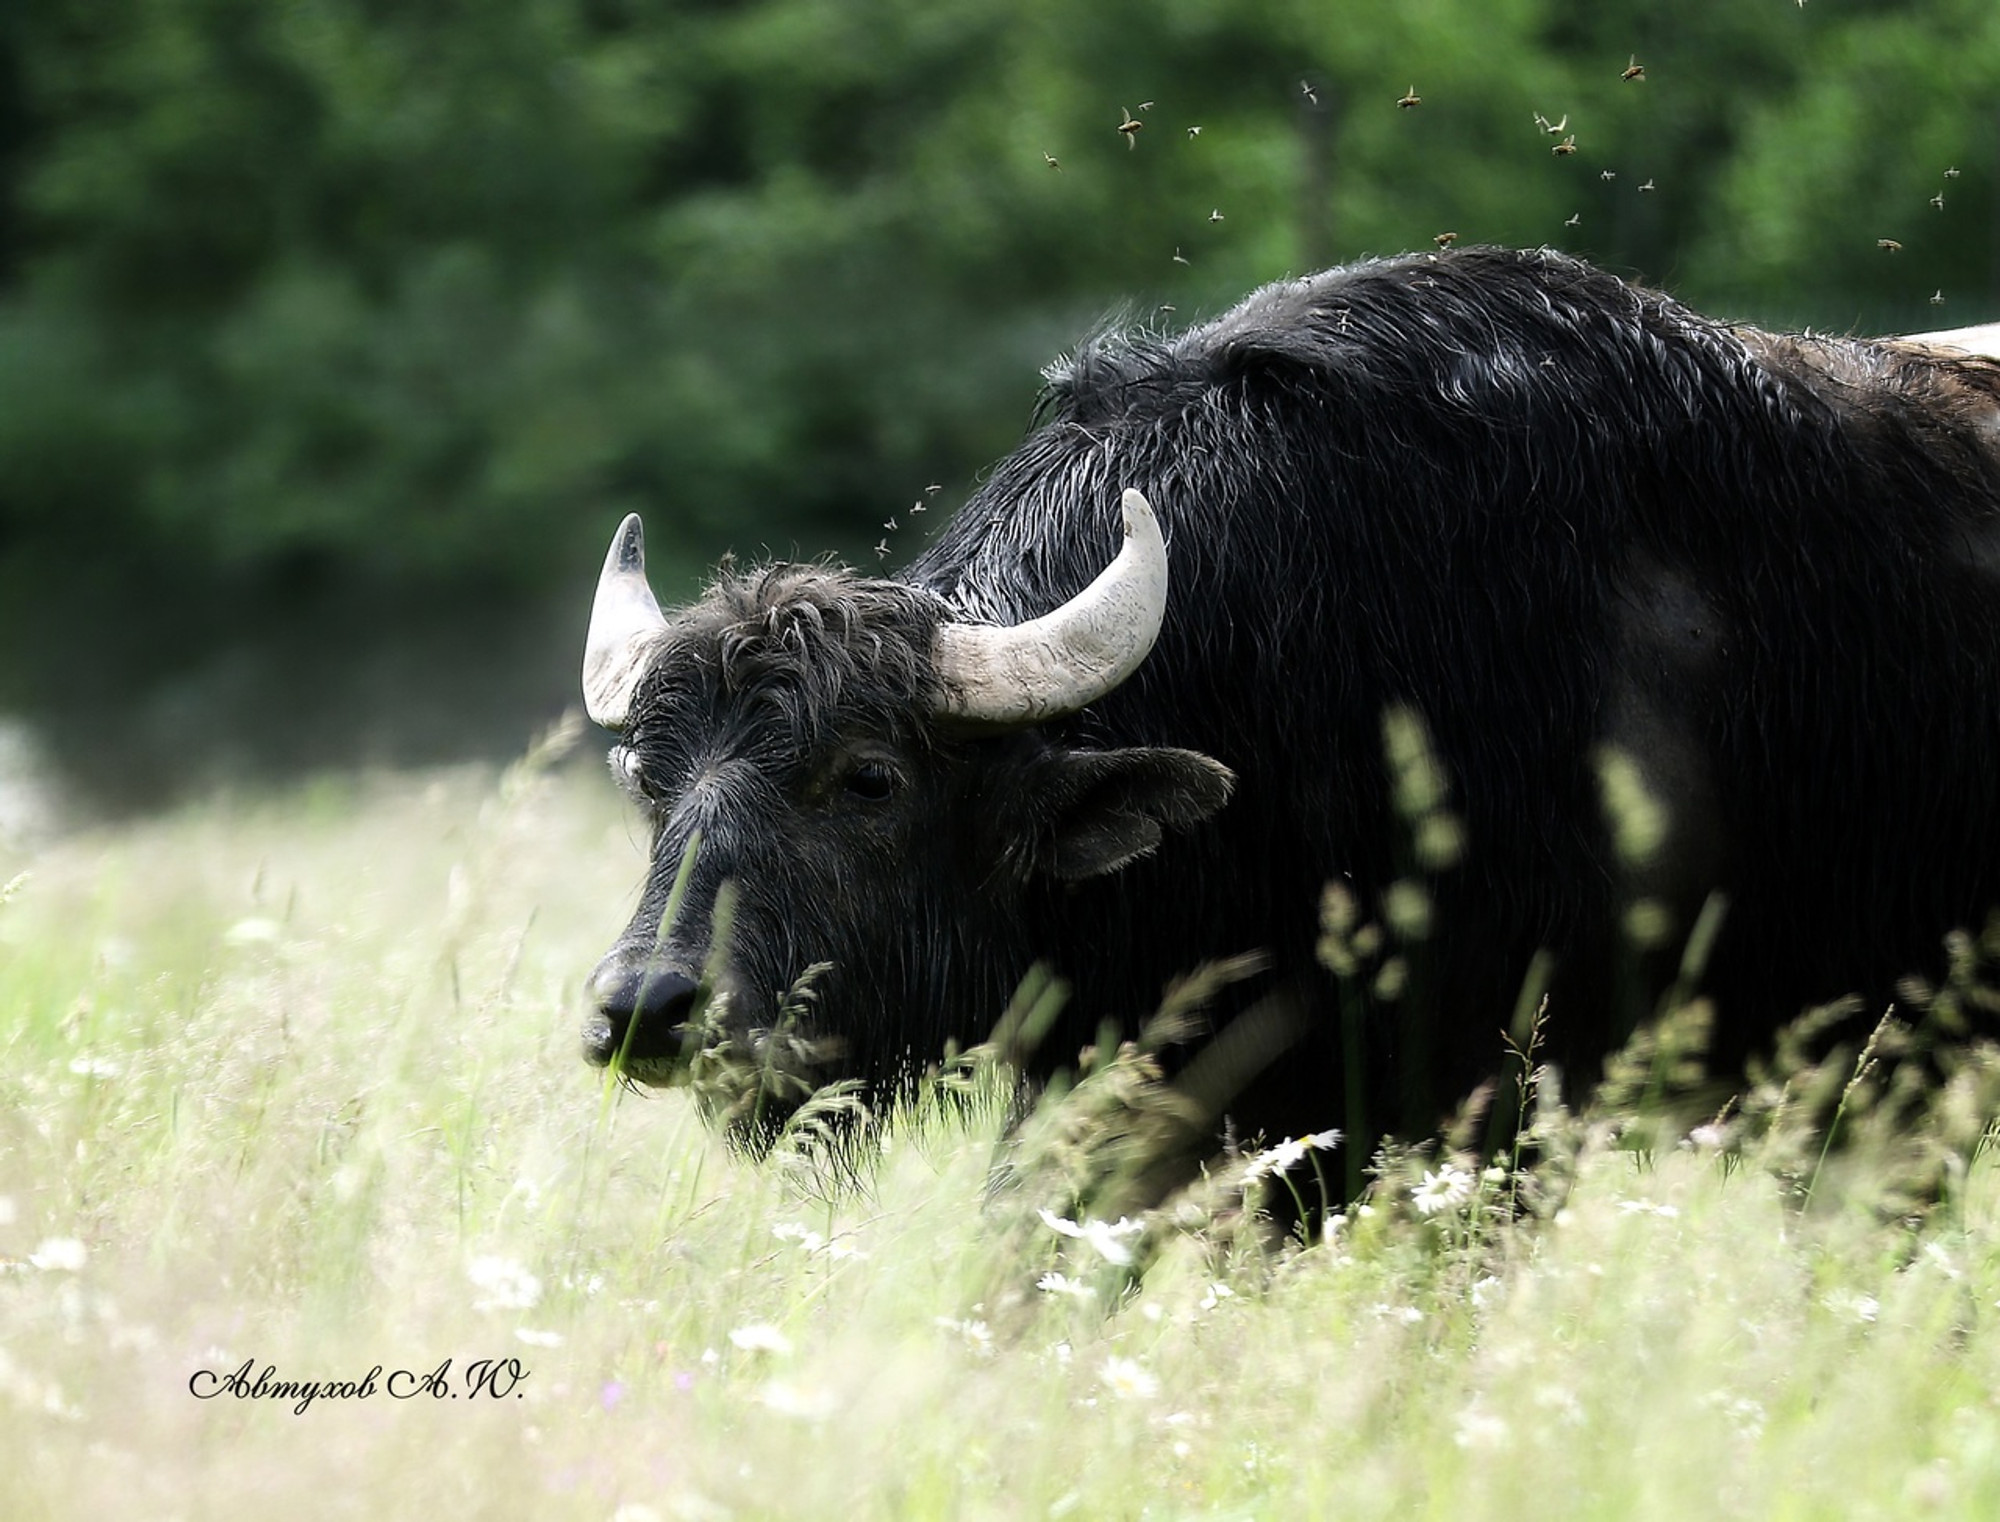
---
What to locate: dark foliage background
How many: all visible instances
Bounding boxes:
[2,0,1996,801]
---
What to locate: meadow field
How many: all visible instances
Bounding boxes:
[2,722,1999,1521]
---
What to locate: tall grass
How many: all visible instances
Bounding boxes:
[2,728,1998,1520]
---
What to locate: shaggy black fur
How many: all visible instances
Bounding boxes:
[589,245,2000,1153]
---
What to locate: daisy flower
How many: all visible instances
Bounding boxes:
[29,1238,88,1273]
[467,1254,541,1312]
[1412,1163,1472,1216]
[1100,1355,1159,1401]
[1037,1209,1144,1266]
[727,1323,792,1356]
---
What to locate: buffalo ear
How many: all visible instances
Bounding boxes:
[1035,747,1235,881]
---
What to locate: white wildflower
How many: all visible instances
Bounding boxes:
[1197,1283,1234,1312]
[514,1327,564,1348]
[934,1316,993,1356]
[467,1254,542,1312]
[758,1379,836,1421]
[772,1222,826,1253]
[1100,1354,1159,1401]
[1037,1208,1144,1266]
[66,1055,122,1080]
[1727,1395,1767,1440]
[1412,1163,1472,1215]
[1703,1390,1766,1440]
[1921,1242,1963,1281]
[1037,1271,1096,1302]
[1616,1199,1680,1219]
[727,1323,792,1356]
[223,917,283,946]
[1245,1136,1308,1182]
[1370,1302,1424,1325]
[818,1236,865,1262]
[1242,1129,1341,1184]
[1470,1275,1504,1310]
[1822,1289,1879,1325]
[28,1238,87,1273]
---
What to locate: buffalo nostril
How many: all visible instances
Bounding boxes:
[582,961,702,1068]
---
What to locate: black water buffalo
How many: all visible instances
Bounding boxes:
[577,245,2000,1151]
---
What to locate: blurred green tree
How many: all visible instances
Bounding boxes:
[0,0,1993,783]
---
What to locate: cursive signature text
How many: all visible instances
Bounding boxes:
[189,1356,528,1414]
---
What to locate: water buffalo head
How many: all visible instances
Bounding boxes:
[577,491,1233,1136]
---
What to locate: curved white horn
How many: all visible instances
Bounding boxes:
[1896,321,2000,358]
[582,513,667,731]
[931,488,1170,726]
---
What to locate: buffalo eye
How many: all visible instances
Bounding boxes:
[610,745,660,805]
[842,758,899,804]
